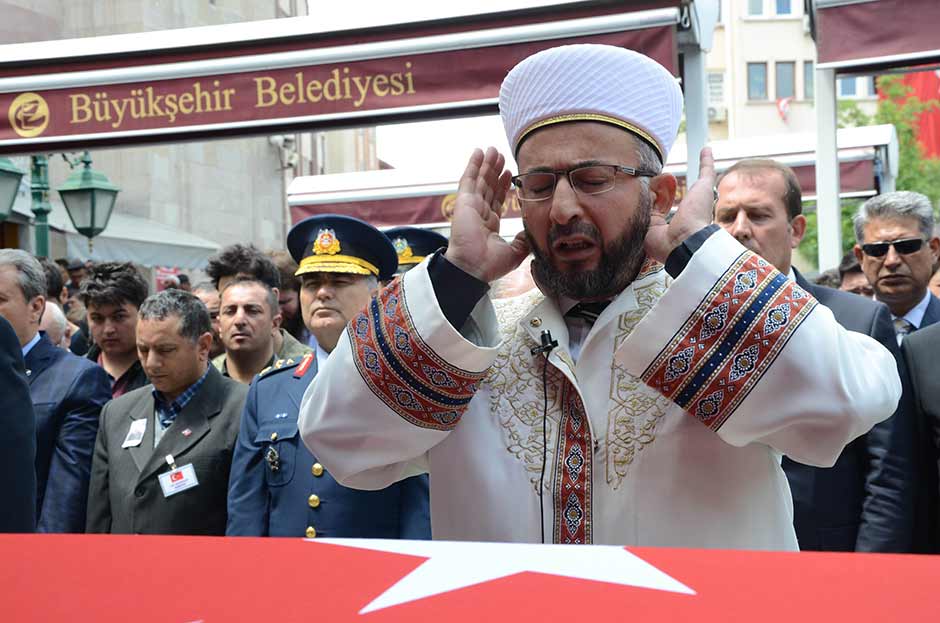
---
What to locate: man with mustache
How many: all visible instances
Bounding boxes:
[227,215,430,538]
[215,278,282,384]
[298,45,900,549]
[852,191,940,342]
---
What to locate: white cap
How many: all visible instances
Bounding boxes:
[499,44,683,163]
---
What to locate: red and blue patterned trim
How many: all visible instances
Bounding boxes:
[642,251,816,430]
[348,279,485,431]
[552,376,593,544]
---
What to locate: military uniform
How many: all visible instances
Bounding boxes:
[226,213,430,538]
[227,351,431,538]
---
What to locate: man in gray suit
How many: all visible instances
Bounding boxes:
[715,159,914,552]
[86,289,247,535]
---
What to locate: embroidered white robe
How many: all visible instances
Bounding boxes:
[298,230,900,550]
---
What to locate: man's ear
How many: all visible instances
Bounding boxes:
[31,295,46,326]
[853,244,865,264]
[648,174,678,217]
[196,331,213,359]
[789,214,807,248]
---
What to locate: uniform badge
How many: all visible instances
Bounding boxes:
[265,446,280,472]
[313,228,341,255]
[392,237,414,262]
[294,352,315,378]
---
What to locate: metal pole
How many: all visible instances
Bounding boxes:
[682,45,709,185]
[815,67,842,271]
[30,155,51,257]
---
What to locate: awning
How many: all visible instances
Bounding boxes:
[289,124,898,226]
[813,0,940,73]
[47,201,219,269]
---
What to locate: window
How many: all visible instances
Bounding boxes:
[708,72,725,104]
[804,61,814,100]
[838,77,857,97]
[748,63,768,100]
[776,62,795,99]
[776,0,793,14]
[748,0,763,16]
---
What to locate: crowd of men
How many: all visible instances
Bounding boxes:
[1,43,940,553]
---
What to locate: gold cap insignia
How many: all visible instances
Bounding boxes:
[313,228,341,256]
[392,237,414,261]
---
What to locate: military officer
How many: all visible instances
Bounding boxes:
[383,226,448,278]
[226,215,431,538]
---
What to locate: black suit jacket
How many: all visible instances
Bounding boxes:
[0,317,36,532]
[782,273,914,552]
[904,296,940,552]
[25,334,111,532]
[86,365,247,535]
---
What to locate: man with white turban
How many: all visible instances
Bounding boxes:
[298,45,900,550]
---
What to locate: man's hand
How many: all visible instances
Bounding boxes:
[644,147,717,263]
[444,147,530,283]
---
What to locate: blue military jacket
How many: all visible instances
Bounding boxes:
[226,352,431,539]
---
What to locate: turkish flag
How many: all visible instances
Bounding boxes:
[897,70,940,158]
[169,471,184,483]
[1,535,939,622]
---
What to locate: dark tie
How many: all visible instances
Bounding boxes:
[565,300,612,325]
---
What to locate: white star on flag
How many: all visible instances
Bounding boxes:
[314,539,695,614]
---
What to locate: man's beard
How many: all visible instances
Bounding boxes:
[526,191,651,301]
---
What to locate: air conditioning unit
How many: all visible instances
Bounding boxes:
[708,105,727,122]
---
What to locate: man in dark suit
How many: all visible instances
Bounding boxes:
[0,250,111,533]
[853,191,940,340]
[903,322,940,551]
[227,215,431,539]
[715,160,914,552]
[0,314,36,533]
[86,289,247,535]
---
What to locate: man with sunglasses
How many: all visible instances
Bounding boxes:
[853,191,940,342]
[715,159,915,553]
[299,45,900,550]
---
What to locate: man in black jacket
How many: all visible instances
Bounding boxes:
[0,314,36,532]
[715,159,915,552]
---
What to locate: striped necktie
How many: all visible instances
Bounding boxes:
[893,317,915,337]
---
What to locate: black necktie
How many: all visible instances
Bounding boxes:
[565,300,612,325]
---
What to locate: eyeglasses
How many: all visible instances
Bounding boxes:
[510,164,657,202]
[860,237,925,257]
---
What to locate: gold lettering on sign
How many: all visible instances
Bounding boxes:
[68,80,236,128]
[252,62,417,110]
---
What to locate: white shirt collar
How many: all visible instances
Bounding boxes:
[21,332,41,358]
[898,290,932,329]
[786,268,797,282]
[316,342,331,364]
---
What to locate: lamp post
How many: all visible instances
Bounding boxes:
[57,151,119,252]
[30,155,52,257]
[0,157,25,222]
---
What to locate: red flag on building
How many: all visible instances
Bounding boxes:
[901,70,940,158]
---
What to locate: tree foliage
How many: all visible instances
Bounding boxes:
[798,75,940,269]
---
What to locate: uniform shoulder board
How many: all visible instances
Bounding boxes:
[258,358,300,380]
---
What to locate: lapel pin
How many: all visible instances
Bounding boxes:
[181,428,192,437]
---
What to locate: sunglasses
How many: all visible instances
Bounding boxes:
[860,237,925,257]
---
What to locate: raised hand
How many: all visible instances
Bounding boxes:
[444,147,530,283]
[644,147,717,263]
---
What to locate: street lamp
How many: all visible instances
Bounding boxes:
[56,151,120,252]
[0,156,25,222]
